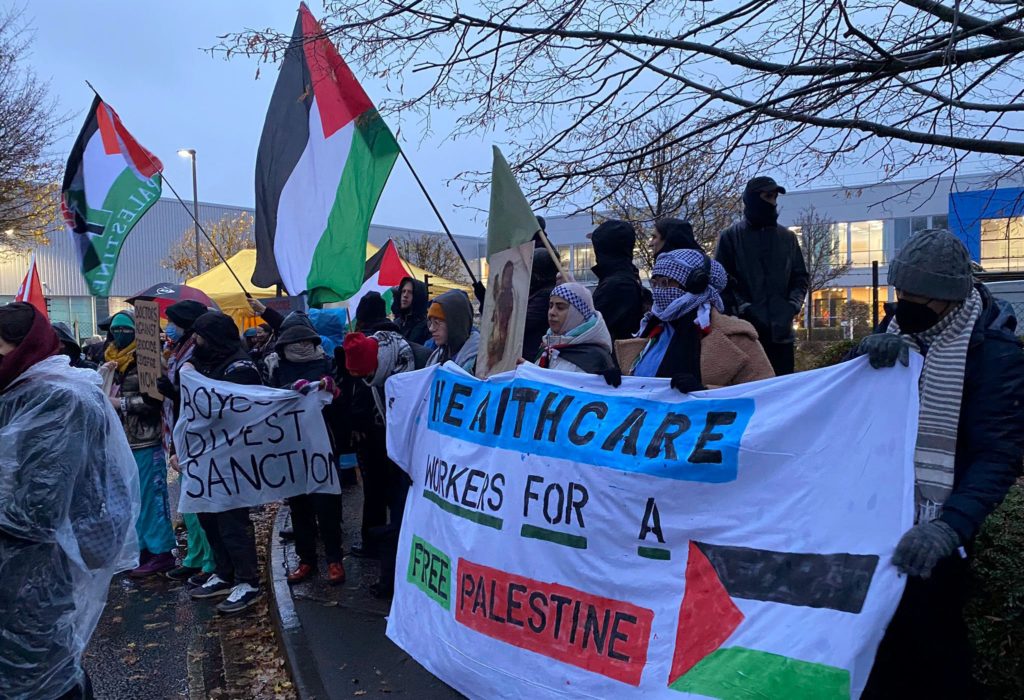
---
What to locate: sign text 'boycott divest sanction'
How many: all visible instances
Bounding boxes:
[173,366,340,513]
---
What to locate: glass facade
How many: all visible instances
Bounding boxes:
[848,220,885,266]
[980,216,1024,271]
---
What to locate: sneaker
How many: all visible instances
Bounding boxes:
[187,572,213,589]
[190,574,233,600]
[216,584,262,615]
[286,563,316,585]
[327,562,346,586]
[165,565,201,582]
[129,552,176,578]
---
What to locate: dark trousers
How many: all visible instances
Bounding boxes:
[290,493,343,566]
[357,436,389,542]
[863,556,975,698]
[760,340,795,376]
[378,460,411,587]
[197,508,259,587]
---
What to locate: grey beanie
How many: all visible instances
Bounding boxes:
[888,228,973,301]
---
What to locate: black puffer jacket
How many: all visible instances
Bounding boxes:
[523,250,560,361]
[591,221,644,341]
[876,284,1024,543]
[391,277,430,345]
[715,216,808,344]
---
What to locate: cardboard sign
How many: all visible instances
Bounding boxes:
[173,367,340,513]
[384,359,921,698]
[476,241,534,379]
[134,300,163,400]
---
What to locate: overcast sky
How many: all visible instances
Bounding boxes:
[26,0,494,236]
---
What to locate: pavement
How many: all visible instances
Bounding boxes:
[270,485,462,700]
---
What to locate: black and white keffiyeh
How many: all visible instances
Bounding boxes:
[641,249,727,333]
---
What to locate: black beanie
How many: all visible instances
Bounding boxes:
[166,300,208,330]
[356,292,387,324]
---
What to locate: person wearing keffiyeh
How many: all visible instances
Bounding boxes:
[536,283,618,385]
[851,229,1024,698]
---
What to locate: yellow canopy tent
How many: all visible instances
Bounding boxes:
[187,242,471,330]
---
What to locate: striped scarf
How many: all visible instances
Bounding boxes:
[888,288,982,523]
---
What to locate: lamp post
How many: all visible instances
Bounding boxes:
[177,148,200,274]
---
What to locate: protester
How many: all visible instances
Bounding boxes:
[356,291,397,333]
[848,230,1024,697]
[0,302,138,700]
[248,323,273,364]
[426,290,479,371]
[185,311,265,615]
[590,219,644,340]
[156,300,217,584]
[103,311,176,577]
[53,321,98,370]
[269,323,346,587]
[391,277,430,345]
[536,283,619,385]
[715,176,808,376]
[522,248,560,362]
[344,330,427,597]
[621,249,774,389]
[651,217,700,259]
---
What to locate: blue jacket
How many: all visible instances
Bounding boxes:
[877,284,1024,543]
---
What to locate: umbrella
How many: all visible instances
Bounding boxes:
[126,283,218,318]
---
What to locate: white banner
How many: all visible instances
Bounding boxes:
[384,359,920,699]
[174,366,340,513]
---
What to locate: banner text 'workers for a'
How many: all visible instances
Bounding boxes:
[385,360,920,699]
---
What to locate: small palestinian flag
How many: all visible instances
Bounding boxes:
[669,541,879,699]
[344,239,410,323]
[61,96,162,297]
[252,2,400,306]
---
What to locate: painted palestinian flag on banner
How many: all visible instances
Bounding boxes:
[252,2,400,306]
[343,239,410,322]
[669,541,879,698]
[61,96,162,297]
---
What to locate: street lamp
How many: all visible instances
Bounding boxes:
[178,148,200,274]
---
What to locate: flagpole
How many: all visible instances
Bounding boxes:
[83,81,252,298]
[398,149,479,286]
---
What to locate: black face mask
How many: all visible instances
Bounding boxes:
[895,298,940,334]
[743,189,778,227]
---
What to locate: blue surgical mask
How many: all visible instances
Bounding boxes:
[165,323,182,342]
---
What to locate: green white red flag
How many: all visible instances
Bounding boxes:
[252,3,400,306]
[343,239,411,322]
[61,96,163,297]
[14,252,47,319]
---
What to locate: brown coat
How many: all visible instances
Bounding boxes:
[615,309,775,388]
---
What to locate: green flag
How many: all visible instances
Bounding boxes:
[487,146,541,256]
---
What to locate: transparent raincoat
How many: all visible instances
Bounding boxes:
[0,355,140,699]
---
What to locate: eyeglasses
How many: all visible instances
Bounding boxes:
[427,318,446,330]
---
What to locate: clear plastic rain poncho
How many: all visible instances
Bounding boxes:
[0,355,140,699]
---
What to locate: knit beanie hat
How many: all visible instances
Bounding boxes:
[166,300,208,330]
[355,292,387,325]
[110,312,135,330]
[888,228,973,301]
[427,302,446,322]
[344,332,379,376]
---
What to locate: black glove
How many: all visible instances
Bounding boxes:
[141,393,164,409]
[854,334,909,369]
[601,368,622,388]
[156,376,178,401]
[473,281,486,307]
[892,520,960,579]
[670,373,705,393]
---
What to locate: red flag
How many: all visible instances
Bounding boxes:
[14,253,47,319]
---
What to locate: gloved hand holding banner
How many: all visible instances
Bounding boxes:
[173,366,340,513]
[384,357,921,699]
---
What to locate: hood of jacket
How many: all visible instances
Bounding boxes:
[392,277,429,320]
[530,249,559,294]
[433,290,474,356]
[191,312,249,375]
[591,219,637,264]
[656,218,701,255]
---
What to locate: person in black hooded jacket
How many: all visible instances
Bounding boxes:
[522,248,560,361]
[185,312,265,615]
[715,176,808,376]
[52,322,97,370]
[591,219,644,341]
[391,277,429,345]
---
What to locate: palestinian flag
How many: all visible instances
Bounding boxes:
[14,252,47,319]
[669,541,879,698]
[344,239,410,323]
[252,2,399,306]
[61,96,163,297]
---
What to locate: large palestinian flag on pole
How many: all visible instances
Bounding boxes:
[252,2,400,306]
[61,96,163,297]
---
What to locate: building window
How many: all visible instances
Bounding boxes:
[811,289,846,328]
[572,244,594,275]
[980,217,1024,271]
[849,286,889,326]
[894,215,946,256]
[849,220,884,266]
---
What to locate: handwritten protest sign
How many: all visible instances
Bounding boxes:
[384,359,920,698]
[134,300,163,400]
[173,366,340,513]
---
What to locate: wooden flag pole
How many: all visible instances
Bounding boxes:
[535,228,573,283]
